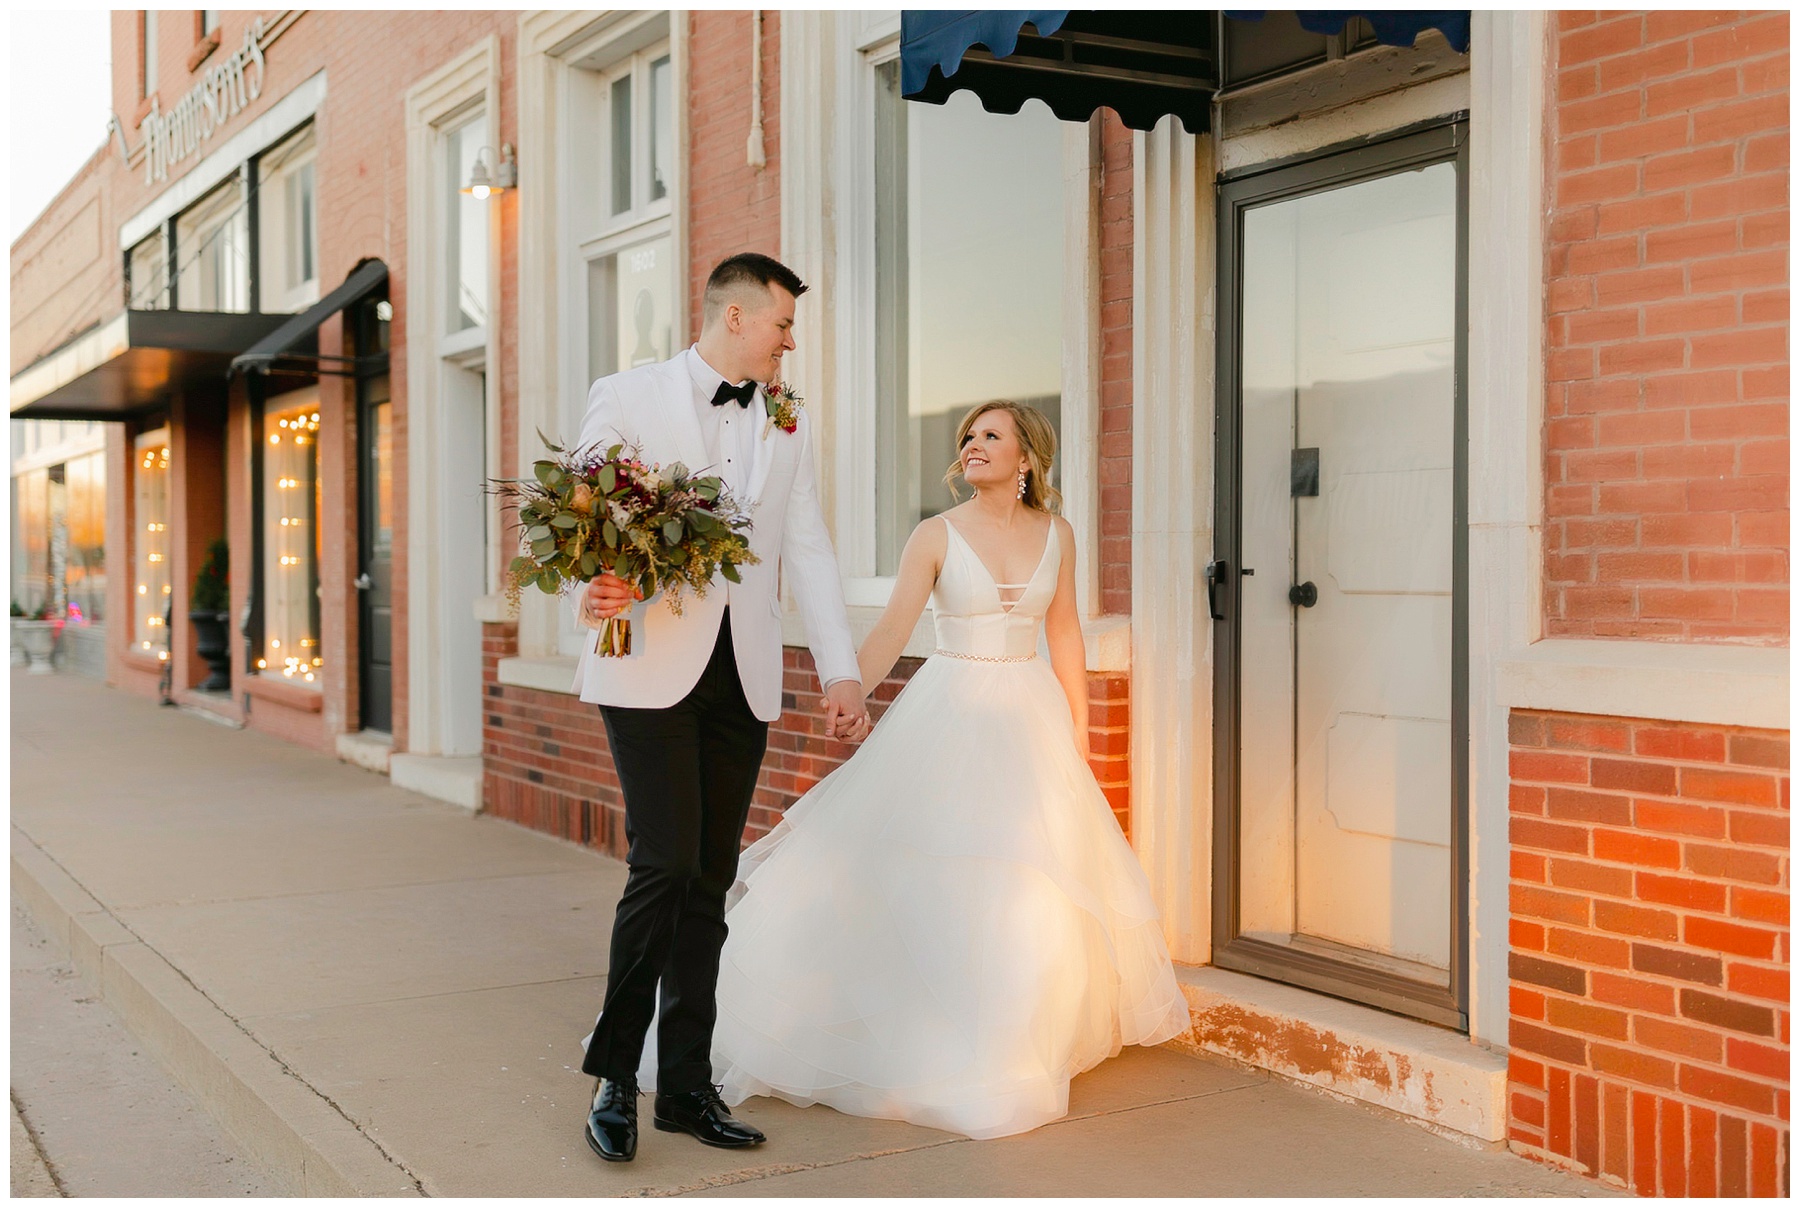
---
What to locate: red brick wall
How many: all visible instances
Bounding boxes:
[1097,111,1134,616]
[483,633,1137,856]
[1545,11,1790,642]
[685,11,784,333]
[1507,709,1789,1195]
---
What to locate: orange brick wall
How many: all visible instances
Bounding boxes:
[685,10,783,335]
[1544,11,1789,642]
[1097,111,1134,616]
[1507,709,1789,1194]
[484,629,1135,857]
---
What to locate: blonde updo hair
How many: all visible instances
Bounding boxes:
[942,400,1061,514]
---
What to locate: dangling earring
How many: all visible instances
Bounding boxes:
[1016,468,1028,501]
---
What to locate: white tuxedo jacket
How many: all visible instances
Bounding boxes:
[567,355,859,722]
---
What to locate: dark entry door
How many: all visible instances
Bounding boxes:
[355,297,393,733]
[1211,121,1470,1029]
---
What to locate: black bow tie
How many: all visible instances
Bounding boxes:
[710,379,757,408]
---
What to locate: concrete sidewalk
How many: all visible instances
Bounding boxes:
[9,671,1608,1197]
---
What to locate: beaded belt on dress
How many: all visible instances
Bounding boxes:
[933,648,1036,663]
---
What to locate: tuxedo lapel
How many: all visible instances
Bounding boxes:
[650,358,707,473]
[746,411,783,504]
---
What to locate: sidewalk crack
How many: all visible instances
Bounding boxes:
[11,1090,70,1197]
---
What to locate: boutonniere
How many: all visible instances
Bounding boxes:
[762,381,803,439]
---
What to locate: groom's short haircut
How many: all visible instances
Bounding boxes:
[703,253,808,324]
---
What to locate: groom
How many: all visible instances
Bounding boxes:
[571,253,869,1163]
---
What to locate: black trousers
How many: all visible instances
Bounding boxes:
[581,611,768,1094]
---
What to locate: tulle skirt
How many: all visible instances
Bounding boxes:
[709,652,1191,1140]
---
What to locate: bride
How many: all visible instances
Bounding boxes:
[707,399,1191,1140]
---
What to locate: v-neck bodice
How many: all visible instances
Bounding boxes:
[930,516,1060,660]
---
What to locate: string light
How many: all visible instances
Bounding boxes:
[265,406,323,688]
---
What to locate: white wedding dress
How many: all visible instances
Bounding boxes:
[706,515,1191,1140]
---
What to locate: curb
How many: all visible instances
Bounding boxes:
[11,829,422,1197]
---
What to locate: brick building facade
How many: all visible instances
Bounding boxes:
[10,10,1786,1195]
[1506,11,1789,1194]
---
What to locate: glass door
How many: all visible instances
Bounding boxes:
[1212,122,1469,1028]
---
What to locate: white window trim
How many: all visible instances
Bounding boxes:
[258,126,321,314]
[510,9,689,663]
[783,13,1109,651]
[404,36,503,755]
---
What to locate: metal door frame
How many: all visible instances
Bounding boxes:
[1210,117,1470,1030]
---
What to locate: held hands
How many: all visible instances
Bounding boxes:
[585,571,642,621]
[822,680,872,743]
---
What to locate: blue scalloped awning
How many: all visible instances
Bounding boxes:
[900,11,1071,98]
[899,10,1217,133]
[1224,10,1471,55]
[899,11,1469,133]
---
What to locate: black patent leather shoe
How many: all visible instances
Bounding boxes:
[653,1086,766,1148]
[585,1077,639,1162]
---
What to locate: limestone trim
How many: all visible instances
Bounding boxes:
[1500,640,1789,731]
[514,9,687,660]
[1465,8,1548,1046]
[1130,119,1214,965]
[494,611,1132,698]
[402,36,502,757]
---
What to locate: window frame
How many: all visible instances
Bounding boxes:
[172,172,252,314]
[828,21,1104,616]
[254,122,320,314]
[439,104,492,349]
[142,10,159,99]
[131,426,172,655]
[551,23,680,658]
[257,388,324,687]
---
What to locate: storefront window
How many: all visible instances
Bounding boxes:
[63,452,106,625]
[128,231,170,310]
[133,430,171,653]
[445,111,489,332]
[872,60,1065,574]
[175,178,251,312]
[14,470,50,615]
[257,124,319,313]
[261,392,321,684]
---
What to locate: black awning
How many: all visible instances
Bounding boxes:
[10,308,295,421]
[1224,11,1471,54]
[230,259,389,378]
[901,10,1217,133]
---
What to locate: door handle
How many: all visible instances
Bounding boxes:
[1289,581,1318,608]
[354,573,372,591]
[1205,560,1228,621]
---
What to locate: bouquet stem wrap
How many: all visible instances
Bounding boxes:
[492,437,759,658]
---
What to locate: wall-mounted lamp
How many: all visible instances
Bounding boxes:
[461,143,518,199]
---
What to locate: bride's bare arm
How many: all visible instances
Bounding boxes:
[1042,518,1090,760]
[855,518,946,690]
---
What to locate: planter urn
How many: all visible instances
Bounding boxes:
[12,619,59,675]
[190,611,232,691]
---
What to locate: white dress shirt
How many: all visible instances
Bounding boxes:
[684,346,759,493]
[682,345,856,692]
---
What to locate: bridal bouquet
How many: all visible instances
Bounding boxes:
[494,436,759,657]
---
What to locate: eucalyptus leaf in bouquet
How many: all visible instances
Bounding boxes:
[491,435,759,656]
